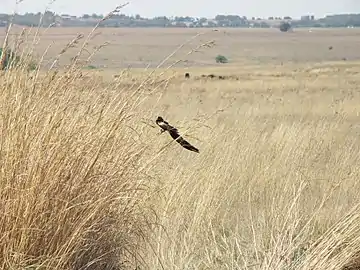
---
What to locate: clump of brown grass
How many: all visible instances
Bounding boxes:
[0,4,221,268]
[0,70,152,269]
[0,5,161,269]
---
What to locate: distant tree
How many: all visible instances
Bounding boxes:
[0,15,8,27]
[228,15,241,21]
[175,16,189,22]
[216,55,228,64]
[284,16,292,20]
[152,16,170,27]
[268,17,274,20]
[184,16,194,22]
[82,14,90,19]
[215,15,226,21]
[199,17,207,23]
[279,21,292,32]
[154,16,169,21]
[44,11,54,16]
[43,11,55,25]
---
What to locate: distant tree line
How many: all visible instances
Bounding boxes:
[0,12,360,28]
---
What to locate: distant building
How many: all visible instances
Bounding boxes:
[60,14,72,20]
[301,15,310,21]
[201,19,217,27]
[301,15,315,21]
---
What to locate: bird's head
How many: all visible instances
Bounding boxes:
[156,116,164,123]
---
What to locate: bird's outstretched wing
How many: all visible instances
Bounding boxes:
[168,127,199,153]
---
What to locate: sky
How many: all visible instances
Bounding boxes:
[1,0,360,19]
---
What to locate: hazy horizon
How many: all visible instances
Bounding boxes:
[2,0,360,19]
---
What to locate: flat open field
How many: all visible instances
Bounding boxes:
[1,27,360,269]
[1,27,359,68]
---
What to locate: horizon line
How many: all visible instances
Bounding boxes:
[1,11,360,20]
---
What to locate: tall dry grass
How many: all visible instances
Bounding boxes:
[143,117,360,269]
[0,6,162,269]
[2,7,360,270]
[138,67,360,269]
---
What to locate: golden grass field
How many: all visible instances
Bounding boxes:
[1,27,359,69]
[1,26,360,269]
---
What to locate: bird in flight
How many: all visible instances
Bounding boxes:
[156,116,199,153]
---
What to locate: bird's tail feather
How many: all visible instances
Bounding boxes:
[183,144,199,153]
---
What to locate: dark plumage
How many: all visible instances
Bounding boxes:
[156,116,199,153]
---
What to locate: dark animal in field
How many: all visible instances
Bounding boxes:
[197,74,238,81]
[156,116,199,153]
[185,72,190,79]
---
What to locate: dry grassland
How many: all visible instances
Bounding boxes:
[1,27,359,68]
[1,27,360,269]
